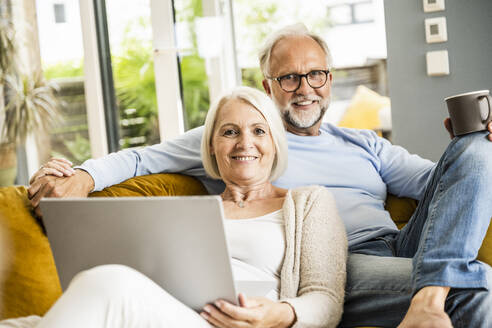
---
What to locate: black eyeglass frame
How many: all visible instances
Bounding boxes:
[267,69,331,93]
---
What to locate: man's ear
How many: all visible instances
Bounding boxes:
[328,72,333,84]
[262,79,272,96]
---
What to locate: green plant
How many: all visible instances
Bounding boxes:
[51,133,91,164]
[44,60,84,80]
[0,2,61,147]
[113,25,159,145]
[175,0,211,129]
[1,73,61,145]
[181,55,209,129]
[0,1,16,78]
[241,67,264,90]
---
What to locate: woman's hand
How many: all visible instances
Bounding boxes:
[29,158,75,184]
[200,293,296,328]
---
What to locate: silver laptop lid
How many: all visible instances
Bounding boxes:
[40,196,237,310]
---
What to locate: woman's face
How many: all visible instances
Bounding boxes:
[211,98,276,186]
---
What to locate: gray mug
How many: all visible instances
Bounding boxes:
[445,90,492,136]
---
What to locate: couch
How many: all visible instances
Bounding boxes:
[0,173,491,320]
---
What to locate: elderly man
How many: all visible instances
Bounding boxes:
[29,24,492,327]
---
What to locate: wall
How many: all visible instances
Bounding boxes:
[384,0,492,161]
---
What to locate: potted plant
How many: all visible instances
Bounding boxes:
[0,2,60,186]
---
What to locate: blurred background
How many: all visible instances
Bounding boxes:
[2,0,491,186]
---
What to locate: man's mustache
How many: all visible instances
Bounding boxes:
[289,95,323,106]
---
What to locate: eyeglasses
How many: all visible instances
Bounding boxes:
[268,70,330,93]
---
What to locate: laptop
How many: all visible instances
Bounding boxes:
[40,196,276,310]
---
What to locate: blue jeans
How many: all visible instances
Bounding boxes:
[341,131,492,327]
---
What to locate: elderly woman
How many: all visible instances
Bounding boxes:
[11,86,347,328]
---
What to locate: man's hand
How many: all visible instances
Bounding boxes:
[444,118,492,141]
[200,293,296,328]
[397,286,452,328]
[28,169,95,217]
[29,158,75,184]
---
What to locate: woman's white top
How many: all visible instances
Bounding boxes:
[224,209,285,300]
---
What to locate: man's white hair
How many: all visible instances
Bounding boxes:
[201,86,288,182]
[258,23,333,78]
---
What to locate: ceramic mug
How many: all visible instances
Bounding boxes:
[445,90,492,136]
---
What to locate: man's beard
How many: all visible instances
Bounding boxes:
[276,94,331,129]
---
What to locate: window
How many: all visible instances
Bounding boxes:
[329,1,374,26]
[36,0,91,164]
[104,0,160,149]
[330,5,352,25]
[233,0,332,89]
[53,3,66,23]
[173,0,212,130]
[353,2,374,23]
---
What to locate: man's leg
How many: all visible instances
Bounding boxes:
[341,254,492,327]
[396,131,492,290]
[444,265,492,328]
[340,254,413,327]
[393,131,492,326]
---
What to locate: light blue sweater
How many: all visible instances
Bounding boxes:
[80,123,435,247]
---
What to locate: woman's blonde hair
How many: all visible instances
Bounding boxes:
[201,86,288,181]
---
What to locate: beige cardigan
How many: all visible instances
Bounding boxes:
[280,186,347,328]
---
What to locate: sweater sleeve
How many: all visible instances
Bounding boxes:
[282,187,348,328]
[77,126,207,191]
[370,131,436,200]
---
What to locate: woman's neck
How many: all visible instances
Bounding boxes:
[221,181,280,204]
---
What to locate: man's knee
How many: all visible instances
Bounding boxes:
[444,131,492,188]
[449,132,492,168]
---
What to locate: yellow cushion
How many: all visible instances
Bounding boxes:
[338,85,390,132]
[89,173,209,198]
[385,194,418,230]
[478,223,492,265]
[0,186,62,319]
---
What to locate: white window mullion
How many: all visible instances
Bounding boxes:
[201,0,240,102]
[150,0,184,140]
[222,0,241,87]
[79,0,108,158]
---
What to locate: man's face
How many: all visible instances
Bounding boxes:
[263,36,332,136]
